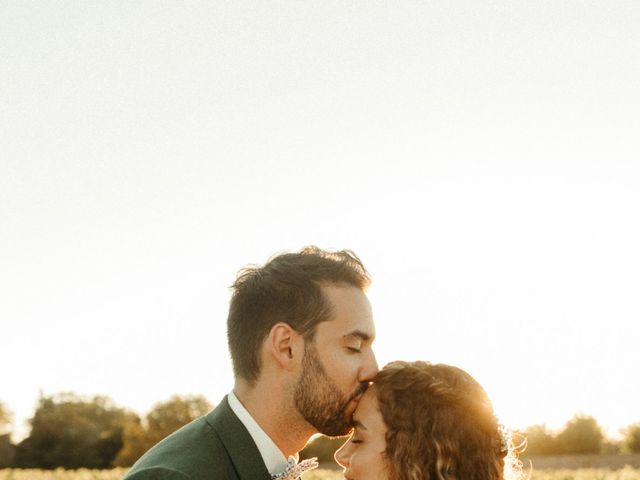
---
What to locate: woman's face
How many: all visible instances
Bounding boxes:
[334,388,389,480]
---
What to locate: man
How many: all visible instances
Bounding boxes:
[125,246,378,479]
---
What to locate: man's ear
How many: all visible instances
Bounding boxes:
[267,322,300,370]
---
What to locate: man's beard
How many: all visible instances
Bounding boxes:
[293,343,368,436]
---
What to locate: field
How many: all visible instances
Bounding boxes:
[2,467,640,480]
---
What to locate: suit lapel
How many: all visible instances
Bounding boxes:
[206,396,271,480]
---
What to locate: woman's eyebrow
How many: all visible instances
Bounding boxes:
[353,419,368,431]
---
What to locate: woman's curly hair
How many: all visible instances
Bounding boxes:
[372,361,523,480]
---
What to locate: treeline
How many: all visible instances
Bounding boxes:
[1,397,640,469]
[520,415,640,457]
[0,394,211,469]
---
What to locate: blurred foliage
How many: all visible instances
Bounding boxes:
[14,393,133,469]
[12,393,211,469]
[556,415,604,454]
[114,394,211,467]
[624,423,640,453]
[523,424,558,455]
[0,401,12,436]
[0,401,14,467]
[300,435,348,464]
[111,415,147,468]
[0,434,16,468]
[600,439,621,455]
[522,415,607,456]
[144,394,212,444]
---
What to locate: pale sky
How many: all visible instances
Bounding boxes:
[2,1,639,442]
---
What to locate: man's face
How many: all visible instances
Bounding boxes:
[294,284,378,436]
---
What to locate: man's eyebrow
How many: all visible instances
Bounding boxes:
[343,330,372,342]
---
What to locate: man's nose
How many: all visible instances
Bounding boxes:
[334,441,350,468]
[359,349,379,382]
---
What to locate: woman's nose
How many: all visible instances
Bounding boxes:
[334,441,350,468]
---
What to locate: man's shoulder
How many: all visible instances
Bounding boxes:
[124,466,191,480]
[124,402,237,480]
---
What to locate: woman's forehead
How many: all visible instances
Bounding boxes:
[354,388,383,428]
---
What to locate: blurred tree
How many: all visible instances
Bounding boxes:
[601,438,621,454]
[0,435,15,468]
[300,435,347,465]
[522,424,557,456]
[556,414,604,454]
[114,394,212,467]
[0,402,15,467]
[0,401,12,436]
[144,394,212,447]
[112,414,147,467]
[14,393,133,469]
[623,422,640,453]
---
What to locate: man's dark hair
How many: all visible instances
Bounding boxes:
[227,246,371,384]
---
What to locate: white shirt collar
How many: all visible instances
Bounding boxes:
[228,390,298,475]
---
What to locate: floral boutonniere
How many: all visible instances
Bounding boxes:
[271,456,319,480]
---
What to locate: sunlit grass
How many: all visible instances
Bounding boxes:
[0,469,127,480]
[2,467,640,480]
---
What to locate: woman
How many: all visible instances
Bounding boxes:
[335,361,523,480]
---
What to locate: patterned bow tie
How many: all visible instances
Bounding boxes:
[271,456,319,480]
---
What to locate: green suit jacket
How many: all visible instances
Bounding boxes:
[124,396,271,480]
